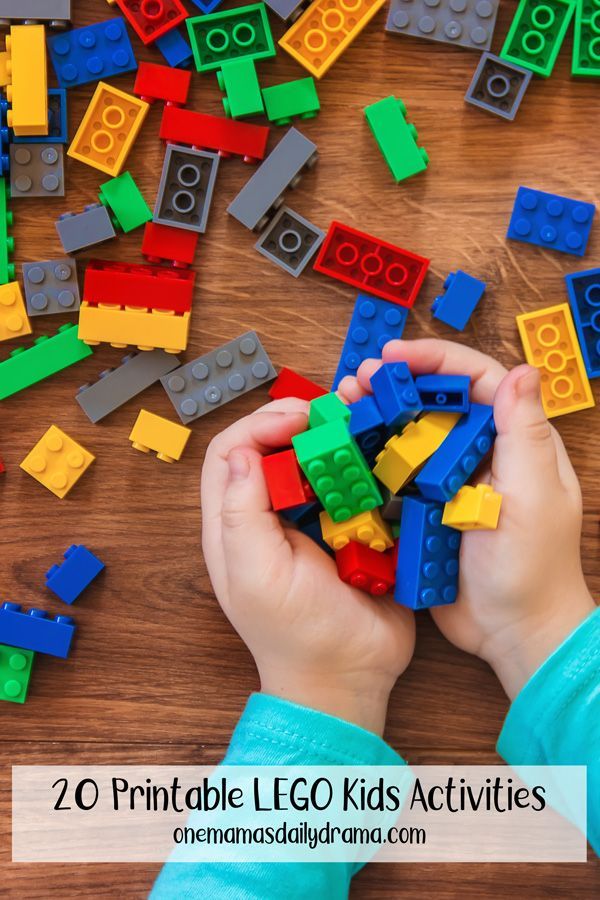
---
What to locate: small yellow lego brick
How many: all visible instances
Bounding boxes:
[516,303,594,419]
[442,484,503,532]
[78,303,189,354]
[5,25,48,136]
[0,52,9,88]
[373,412,460,493]
[0,281,32,342]
[279,0,386,79]
[129,409,191,463]
[20,425,95,499]
[320,507,393,552]
[68,82,149,177]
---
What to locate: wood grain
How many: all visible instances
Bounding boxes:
[1,0,598,895]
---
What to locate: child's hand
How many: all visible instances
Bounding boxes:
[201,398,415,736]
[339,339,596,700]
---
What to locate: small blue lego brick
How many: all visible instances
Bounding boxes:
[0,98,9,174]
[0,602,75,659]
[155,28,193,69]
[415,403,495,501]
[395,497,461,610]
[507,186,595,258]
[370,362,422,429]
[348,395,388,466]
[13,90,68,144]
[48,18,137,89]
[189,0,223,11]
[565,268,600,378]
[415,374,471,413]
[45,545,105,606]
[281,500,322,526]
[332,294,408,390]
[431,271,485,331]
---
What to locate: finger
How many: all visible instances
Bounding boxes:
[355,357,385,393]
[550,428,582,498]
[336,375,368,405]
[253,397,312,415]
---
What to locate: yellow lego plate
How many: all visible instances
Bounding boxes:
[20,425,95,499]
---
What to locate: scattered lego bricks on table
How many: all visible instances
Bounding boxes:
[47,17,137,89]
[431,270,486,330]
[20,424,95,499]
[364,96,428,183]
[154,144,219,233]
[160,105,269,163]
[46,545,105,605]
[395,497,461,609]
[386,0,499,51]
[83,259,195,313]
[565,267,600,378]
[465,52,532,121]
[129,409,191,463]
[142,221,199,268]
[0,323,92,401]
[442,483,502,531]
[255,206,324,276]
[0,603,75,658]
[134,61,192,107]
[501,0,575,77]
[262,77,319,125]
[187,4,275,72]
[0,280,31,342]
[99,171,152,233]
[9,144,64,198]
[268,367,327,401]
[0,642,34,704]
[115,0,188,46]
[507,186,595,257]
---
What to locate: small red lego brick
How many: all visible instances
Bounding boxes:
[115,0,188,46]
[0,455,5,475]
[160,106,269,163]
[141,222,199,269]
[335,541,396,596]
[262,448,315,511]
[84,260,195,313]
[134,61,192,107]
[268,367,327,402]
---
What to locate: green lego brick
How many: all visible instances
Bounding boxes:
[308,392,351,428]
[0,643,34,704]
[187,4,275,73]
[0,322,93,401]
[501,0,575,77]
[262,77,320,125]
[364,96,428,184]
[292,419,382,523]
[98,172,152,233]
[217,59,264,118]
[0,178,15,285]
[572,0,600,76]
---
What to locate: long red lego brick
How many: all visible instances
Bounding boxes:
[268,367,328,401]
[313,221,429,308]
[115,0,188,46]
[160,106,269,163]
[134,61,191,106]
[142,222,198,268]
[83,260,195,313]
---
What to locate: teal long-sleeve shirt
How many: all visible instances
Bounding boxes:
[152,607,599,898]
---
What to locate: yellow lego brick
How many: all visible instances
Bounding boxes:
[0,281,31,343]
[442,484,503,532]
[0,52,9,89]
[516,303,594,419]
[20,425,95,499]
[129,409,191,463]
[373,412,460,493]
[279,0,386,79]
[320,507,393,552]
[78,303,189,354]
[68,82,149,177]
[5,25,48,136]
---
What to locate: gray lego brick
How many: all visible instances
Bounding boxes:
[380,488,404,522]
[263,0,308,21]
[10,145,65,198]
[55,204,117,254]
[0,1,71,24]
[153,144,219,234]
[76,350,181,423]
[385,0,499,51]
[23,258,80,316]
[227,127,318,232]
[465,52,532,121]
[160,331,276,424]
[255,206,325,277]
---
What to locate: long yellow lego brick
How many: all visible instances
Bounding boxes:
[78,303,189,354]
[516,303,594,419]
[279,0,386,79]
[5,25,48,136]
[129,409,191,463]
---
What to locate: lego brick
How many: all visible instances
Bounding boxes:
[23,259,79,317]
[501,0,575,77]
[507,186,595,257]
[565,268,600,377]
[442,483,502,531]
[255,205,325,276]
[154,144,219,234]
[9,144,64,198]
[415,374,470,412]
[115,0,188,46]
[516,302,594,418]
[142,221,199,268]
[0,178,15,286]
[46,544,105,605]
[76,349,180,424]
[370,362,422,428]
[332,294,408,390]
[47,18,137,89]
[280,0,387,78]
[0,98,8,175]
[386,0,499,51]
[4,24,47,136]
[347,395,388,466]
[160,105,268,164]
[262,448,315,510]
[308,392,350,428]
[129,408,191,463]
[78,303,190,355]
[320,507,393,552]
[335,541,395,596]
[0,643,33,704]
[0,454,4,474]
[56,203,117,254]
[83,259,195,314]
[0,280,31,342]
[99,172,152,233]
[364,96,428,183]
[0,322,92,400]
[0,603,75,658]
[155,27,193,68]
[268,367,327,401]
[298,515,334,555]
[415,403,496,501]
[262,77,319,126]
[13,89,68,143]
[187,4,275,72]
[68,82,149,178]
[431,270,486,331]
[228,128,317,232]
[134,62,191,108]
[373,411,460,493]
[380,487,403,522]
[20,424,95,499]
[264,0,309,20]
[280,498,321,526]
[0,1,70,25]
[218,58,264,118]
[314,221,429,308]
[572,0,600,76]
[395,497,460,610]
[189,0,224,12]
[465,52,532,121]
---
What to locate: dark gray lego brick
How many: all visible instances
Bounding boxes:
[10,144,64,198]
[386,0,499,52]
[23,258,80,316]
[55,203,116,253]
[255,206,325,277]
[153,144,219,234]
[380,488,404,522]
[465,51,532,121]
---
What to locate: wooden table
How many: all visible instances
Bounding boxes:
[1,1,598,895]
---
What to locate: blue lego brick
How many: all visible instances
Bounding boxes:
[0,98,9,174]
[45,545,105,606]
[189,0,224,11]
[415,403,496,501]
[348,395,388,466]
[280,500,322,526]
[48,18,137,89]
[431,271,485,331]
[0,603,75,658]
[395,497,461,610]
[565,268,600,378]
[332,294,408,390]
[155,28,193,68]
[370,362,422,429]
[415,374,471,413]
[507,186,595,257]
[14,90,68,144]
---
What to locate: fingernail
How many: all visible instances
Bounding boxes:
[515,366,540,399]
[227,450,250,481]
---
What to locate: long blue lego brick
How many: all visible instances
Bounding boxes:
[0,603,75,658]
[507,186,595,257]
[48,18,138,89]
[45,545,105,605]
[415,374,470,412]
[395,497,461,610]
[564,268,600,378]
[370,361,422,428]
[332,294,408,390]
[431,271,485,331]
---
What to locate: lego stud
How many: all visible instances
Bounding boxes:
[486,73,511,99]
[142,0,167,21]
[206,28,230,53]
[304,28,328,54]
[232,23,256,48]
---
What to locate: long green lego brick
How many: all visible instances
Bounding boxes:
[98,172,152,233]
[262,77,320,125]
[572,0,600,76]
[0,178,15,285]
[217,58,264,118]
[501,0,576,77]
[187,4,275,73]
[0,643,34,704]
[364,96,428,184]
[292,419,382,523]
[0,323,93,400]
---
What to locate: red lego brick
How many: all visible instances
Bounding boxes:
[142,222,198,268]
[268,367,327,402]
[335,541,396,596]
[160,106,269,163]
[83,260,195,313]
[262,449,315,511]
[313,221,430,308]
[134,61,191,106]
[115,0,188,46]
[0,455,5,474]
